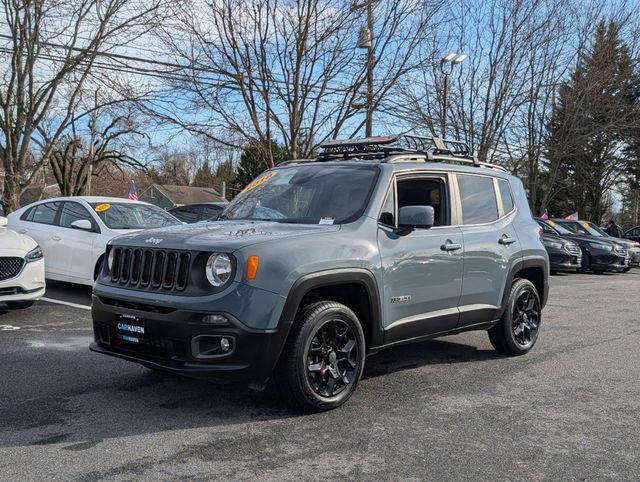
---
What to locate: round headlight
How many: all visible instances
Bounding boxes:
[205,253,233,287]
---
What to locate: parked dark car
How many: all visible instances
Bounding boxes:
[534,219,582,273]
[575,221,640,269]
[625,226,640,243]
[168,202,229,224]
[545,219,629,273]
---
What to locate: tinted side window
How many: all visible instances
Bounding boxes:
[457,174,498,225]
[171,206,202,223]
[498,179,514,214]
[397,177,448,226]
[21,206,36,221]
[202,205,223,220]
[30,202,61,225]
[60,202,94,229]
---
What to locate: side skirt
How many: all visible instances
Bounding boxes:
[367,319,498,355]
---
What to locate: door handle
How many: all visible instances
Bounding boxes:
[51,235,62,241]
[441,241,462,252]
[499,235,517,245]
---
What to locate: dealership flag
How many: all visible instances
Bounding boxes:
[541,210,549,220]
[129,180,138,201]
[565,212,578,220]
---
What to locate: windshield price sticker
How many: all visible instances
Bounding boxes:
[582,222,590,229]
[319,217,335,225]
[243,172,277,193]
[548,220,556,226]
[95,203,111,212]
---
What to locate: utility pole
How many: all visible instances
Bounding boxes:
[365,0,374,137]
[356,0,374,137]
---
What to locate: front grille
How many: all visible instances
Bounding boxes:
[109,247,191,292]
[0,257,25,281]
[565,244,581,255]
[614,245,627,257]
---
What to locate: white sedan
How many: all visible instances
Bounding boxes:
[0,216,45,309]
[7,197,181,286]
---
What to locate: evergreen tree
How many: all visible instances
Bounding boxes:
[234,139,288,191]
[192,162,216,188]
[545,21,636,222]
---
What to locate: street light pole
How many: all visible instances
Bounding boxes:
[439,53,467,139]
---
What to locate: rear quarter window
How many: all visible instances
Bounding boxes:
[498,179,514,214]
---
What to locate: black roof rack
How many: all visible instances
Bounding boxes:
[311,134,506,172]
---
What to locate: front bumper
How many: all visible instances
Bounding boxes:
[590,252,629,272]
[90,289,290,386]
[547,249,581,272]
[0,259,45,302]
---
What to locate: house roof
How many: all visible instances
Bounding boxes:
[143,184,225,205]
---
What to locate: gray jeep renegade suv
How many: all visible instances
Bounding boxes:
[91,135,549,411]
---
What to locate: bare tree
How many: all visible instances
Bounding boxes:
[149,0,443,166]
[0,0,160,212]
[45,103,146,196]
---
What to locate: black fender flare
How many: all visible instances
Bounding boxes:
[498,255,549,319]
[275,267,383,352]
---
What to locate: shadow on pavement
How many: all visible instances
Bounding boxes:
[0,337,493,448]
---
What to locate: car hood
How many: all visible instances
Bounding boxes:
[110,220,341,251]
[609,237,639,249]
[0,226,37,254]
[559,233,619,247]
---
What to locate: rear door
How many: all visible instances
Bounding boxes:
[377,172,464,344]
[455,174,521,327]
[17,202,63,276]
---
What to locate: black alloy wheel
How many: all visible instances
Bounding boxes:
[488,278,542,356]
[306,318,359,398]
[511,288,540,348]
[274,301,365,411]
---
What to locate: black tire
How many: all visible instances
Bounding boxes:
[623,267,631,273]
[5,300,34,310]
[488,278,541,356]
[274,301,365,412]
[579,248,591,272]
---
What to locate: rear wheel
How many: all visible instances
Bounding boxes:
[274,301,365,412]
[5,300,34,310]
[488,279,541,356]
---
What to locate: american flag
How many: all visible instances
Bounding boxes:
[565,211,578,220]
[129,180,138,201]
[540,209,549,220]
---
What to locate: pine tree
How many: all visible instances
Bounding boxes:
[234,139,288,191]
[545,21,636,222]
[192,162,216,188]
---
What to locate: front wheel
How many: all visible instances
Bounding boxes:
[5,300,34,310]
[274,301,365,412]
[488,278,542,356]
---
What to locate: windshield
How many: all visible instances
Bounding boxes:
[545,220,573,235]
[90,202,180,229]
[221,165,379,224]
[556,220,601,236]
[584,222,609,237]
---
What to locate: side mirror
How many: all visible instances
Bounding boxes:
[0,216,7,227]
[398,205,435,230]
[71,219,94,231]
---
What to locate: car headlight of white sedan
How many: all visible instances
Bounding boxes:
[24,246,43,263]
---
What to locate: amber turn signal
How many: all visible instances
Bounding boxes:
[246,255,259,280]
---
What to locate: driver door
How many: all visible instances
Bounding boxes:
[377,173,464,345]
[56,201,100,282]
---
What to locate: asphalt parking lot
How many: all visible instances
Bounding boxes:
[1,272,639,481]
